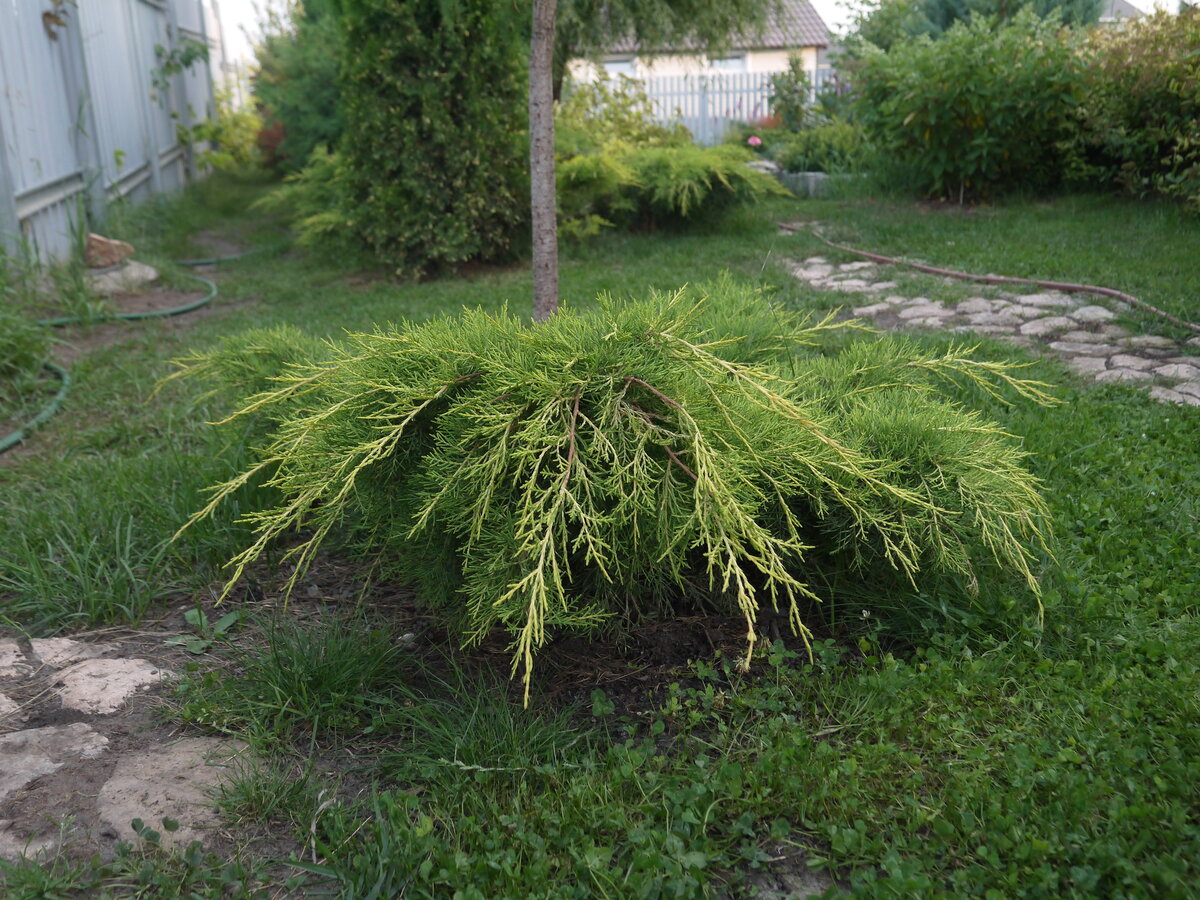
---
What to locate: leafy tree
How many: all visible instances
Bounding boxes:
[844,0,1100,51]
[531,0,780,318]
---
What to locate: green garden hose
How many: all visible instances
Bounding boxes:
[0,251,251,455]
[0,361,71,454]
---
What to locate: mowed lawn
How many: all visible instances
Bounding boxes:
[2,176,1198,898]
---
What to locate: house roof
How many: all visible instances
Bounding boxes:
[1098,0,1144,20]
[607,0,830,54]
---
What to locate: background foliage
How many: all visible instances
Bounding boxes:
[339,0,529,275]
[852,11,1087,200]
[1073,9,1200,210]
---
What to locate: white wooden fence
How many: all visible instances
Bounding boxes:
[0,0,224,262]
[643,67,839,145]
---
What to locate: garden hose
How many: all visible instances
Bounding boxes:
[779,222,1200,335]
[0,361,71,455]
[0,251,251,455]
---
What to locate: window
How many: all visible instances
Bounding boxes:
[708,55,747,73]
[602,58,636,77]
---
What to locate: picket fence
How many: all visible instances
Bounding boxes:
[642,67,838,145]
[0,0,224,261]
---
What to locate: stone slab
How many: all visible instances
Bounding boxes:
[1174,381,1200,399]
[1126,335,1177,349]
[1020,317,1073,337]
[1095,368,1153,383]
[852,303,891,317]
[1154,363,1200,380]
[0,724,109,804]
[1049,341,1116,356]
[0,641,31,679]
[56,659,171,715]
[97,739,248,849]
[1071,305,1117,323]
[29,638,116,669]
[898,303,946,320]
[1107,355,1157,371]
[956,297,997,314]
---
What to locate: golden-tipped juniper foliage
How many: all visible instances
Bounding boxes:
[179,281,1054,699]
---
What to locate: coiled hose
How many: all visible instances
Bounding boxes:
[0,250,253,455]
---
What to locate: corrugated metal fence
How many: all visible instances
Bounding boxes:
[643,67,838,145]
[0,0,222,261]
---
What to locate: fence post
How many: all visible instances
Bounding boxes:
[58,8,109,228]
[698,76,710,146]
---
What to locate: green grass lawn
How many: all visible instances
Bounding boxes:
[2,177,1198,898]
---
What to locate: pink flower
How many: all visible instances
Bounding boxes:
[747,135,763,147]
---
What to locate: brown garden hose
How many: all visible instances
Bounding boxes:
[778,222,1200,336]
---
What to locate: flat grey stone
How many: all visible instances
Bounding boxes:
[897,296,933,306]
[803,256,827,265]
[1126,335,1177,349]
[791,266,833,282]
[1007,305,1047,319]
[866,281,898,291]
[852,303,892,317]
[907,317,948,328]
[1187,336,1200,347]
[1067,357,1109,375]
[0,641,30,679]
[1071,305,1116,323]
[1099,325,1131,339]
[98,739,247,850]
[954,325,1015,335]
[1061,330,1105,343]
[29,638,115,669]
[0,724,109,804]
[969,312,1022,327]
[56,659,171,715]
[899,303,947,320]
[882,295,909,305]
[1019,317,1073,337]
[839,261,875,272]
[1153,363,1200,380]
[1149,386,1200,406]
[1020,292,1076,308]
[1049,341,1117,356]
[1095,368,1153,383]
[1108,355,1157,371]
[956,297,996,314]
[1165,356,1200,366]
[1174,381,1200,399]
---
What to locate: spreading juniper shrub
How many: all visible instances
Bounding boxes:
[176,280,1055,699]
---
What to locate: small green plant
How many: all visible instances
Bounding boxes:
[166,607,244,654]
[770,120,867,174]
[768,56,815,131]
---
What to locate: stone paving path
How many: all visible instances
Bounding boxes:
[789,254,1200,407]
[0,636,243,862]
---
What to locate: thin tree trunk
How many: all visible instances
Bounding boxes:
[530,0,558,321]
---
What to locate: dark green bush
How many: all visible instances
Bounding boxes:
[183,281,1053,699]
[340,0,529,275]
[853,11,1087,200]
[768,57,815,131]
[1074,9,1200,210]
[770,121,867,174]
[254,13,344,172]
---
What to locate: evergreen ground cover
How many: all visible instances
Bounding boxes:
[1,176,1198,897]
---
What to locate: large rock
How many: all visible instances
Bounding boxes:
[85,233,135,268]
[86,260,159,296]
[98,739,247,849]
[29,638,115,669]
[56,658,171,715]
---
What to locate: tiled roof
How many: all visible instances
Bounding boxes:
[607,0,830,53]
